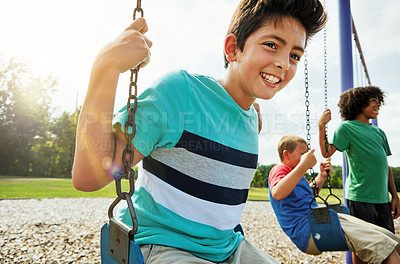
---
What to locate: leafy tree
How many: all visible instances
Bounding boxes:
[328,166,343,188]
[50,111,78,177]
[30,111,78,177]
[251,164,276,188]
[0,56,56,176]
[251,169,263,187]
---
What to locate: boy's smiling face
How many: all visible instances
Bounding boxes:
[231,16,306,106]
[361,97,381,120]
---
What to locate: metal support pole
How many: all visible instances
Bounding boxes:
[338,0,353,263]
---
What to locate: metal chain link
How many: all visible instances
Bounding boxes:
[306,0,342,207]
[304,51,317,197]
[323,10,330,160]
[112,0,144,236]
[323,23,334,197]
[304,51,311,150]
[133,0,143,19]
[323,29,328,110]
[321,1,341,205]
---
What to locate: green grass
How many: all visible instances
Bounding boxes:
[248,187,270,200]
[247,187,344,203]
[0,177,344,202]
[0,176,131,200]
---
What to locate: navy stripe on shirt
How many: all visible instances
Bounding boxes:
[174,130,257,169]
[143,156,249,205]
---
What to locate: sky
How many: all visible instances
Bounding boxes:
[1,0,400,167]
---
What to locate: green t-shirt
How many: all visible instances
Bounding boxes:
[332,120,391,203]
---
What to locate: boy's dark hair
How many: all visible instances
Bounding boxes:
[338,86,385,121]
[278,135,307,161]
[224,0,328,68]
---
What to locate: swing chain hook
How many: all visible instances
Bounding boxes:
[133,0,144,20]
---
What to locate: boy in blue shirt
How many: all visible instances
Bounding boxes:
[72,1,327,263]
[269,135,400,264]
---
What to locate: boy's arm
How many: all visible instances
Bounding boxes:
[388,166,400,219]
[271,149,317,201]
[72,18,151,192]
[318,109,337,158]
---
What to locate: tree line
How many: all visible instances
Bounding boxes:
[0,56,77,177]
[251,164,400,190]
[251,164,344,188]
[1,56,400,191]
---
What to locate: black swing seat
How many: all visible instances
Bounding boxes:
[307,203,350,252]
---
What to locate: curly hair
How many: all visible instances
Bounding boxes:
[338,86,385,121]
[224,0,328,68]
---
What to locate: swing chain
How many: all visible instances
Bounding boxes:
[111,0,144,237]
[116,0,143,198]
[321,13,341,206]
[321,12,339,204]
[304,57,311,145]
[322,5,330,159]
[304,51,318,199]
[133,0,143,19]
[304,51,314,176]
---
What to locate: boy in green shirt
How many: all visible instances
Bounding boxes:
[319,86,400,263]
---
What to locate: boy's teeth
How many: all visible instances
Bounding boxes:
[261,73,279,84]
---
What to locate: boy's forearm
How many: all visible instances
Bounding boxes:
[72,65,121,191]
[318,123,328,157]
[388,167,399,199]
[318,123,336,158]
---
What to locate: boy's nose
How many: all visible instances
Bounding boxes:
[274,56,289,71]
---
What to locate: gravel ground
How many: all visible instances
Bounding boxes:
[1,198,399,263]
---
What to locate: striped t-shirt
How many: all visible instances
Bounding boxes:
[112,70,259,262]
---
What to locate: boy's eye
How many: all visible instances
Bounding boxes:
[263,42,277,49]
[290,53,301,61]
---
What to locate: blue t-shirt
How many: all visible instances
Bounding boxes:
[269,164,317,252]
[112,70,259,262]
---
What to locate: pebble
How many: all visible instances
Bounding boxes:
[0,198,399,263]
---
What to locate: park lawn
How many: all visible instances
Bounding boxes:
[248,187,269,200]
[0,177,344,202]
[0,177,130,199]
[247,187,344,203]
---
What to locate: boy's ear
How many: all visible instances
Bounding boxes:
[282,150,290,160]
[224,34,238,63]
